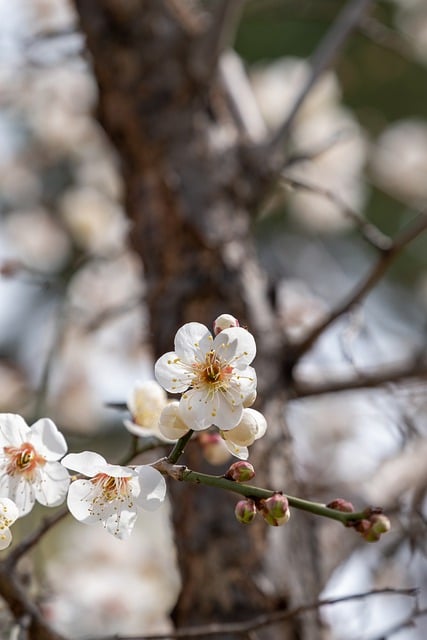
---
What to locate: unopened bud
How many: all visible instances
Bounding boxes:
[213,313,240,335]
[327,498,355,513]
[235,499,257,524]
[225,461,255,482]
[370,514,391,536]
[260,493,290,527]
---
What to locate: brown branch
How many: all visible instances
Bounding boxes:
[191,0,246,81]
[4,507,69,569]
[292,359,427,398]
[281,174,392,251]
[93,588,418,639]
[266,0,375,162]
[287,211,427,364]
[0,563,67,640]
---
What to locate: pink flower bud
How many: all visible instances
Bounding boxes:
[213,313,240,335]
[225,461,256,482]
[327,498,355,513]
[260,493,290,527]
[235,499,257,524]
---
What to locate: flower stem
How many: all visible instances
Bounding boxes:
[167,430,194,464]
[179,467,367,525]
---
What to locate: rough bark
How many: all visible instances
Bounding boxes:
[73,1,323,637]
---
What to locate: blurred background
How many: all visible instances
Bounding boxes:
[0,0,426,638]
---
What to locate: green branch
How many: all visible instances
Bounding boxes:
[154,461,370,525]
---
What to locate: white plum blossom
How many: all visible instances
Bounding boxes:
[0,498,19,550]
[221,408,267,460]
[154,322,257,431]
[0,414,70,515]
[158,401,190,441]
[124,380,168,439]
[62,451,166,539]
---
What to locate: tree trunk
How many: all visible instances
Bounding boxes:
[73,1,323,637]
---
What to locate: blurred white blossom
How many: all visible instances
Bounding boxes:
[251,57,367,232]
[3,208,71,271]
[60,186,129,255]
[371,119,427,205]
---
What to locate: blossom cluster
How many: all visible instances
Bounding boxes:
[0,413,166,546]
[139,313,267,461]
[0,314,267,548]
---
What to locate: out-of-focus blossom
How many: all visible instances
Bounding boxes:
[62,451,166,539]
[251,57,367,232]
[221,408,267,460]
[0,497,19,550]
[275,278,327,340]
[4,208,71,271]
[0,413,69,515]
[60,186,129,255]
[124,380,168,439]
[371,119,427,205]
[155,322,257,431]
[198,432,232,465]
[43,503,180,637]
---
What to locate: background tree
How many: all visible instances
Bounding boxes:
[0,0,426,638]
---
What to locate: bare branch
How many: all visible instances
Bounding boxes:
[287,212,427,364]
[192,0,246,81]
[266,0,375,162]
[4,508,69,569]
[0,564,67,640]
[92,588,418,639]
[292,359,427,399]
[219,51,268,142]
[281,174,392,251]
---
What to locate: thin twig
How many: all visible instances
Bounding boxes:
[266,0,375,162]
[292,359,427,399]
[287,211,427,363]
[281,174,392,251]
[191,0,246,81]
[4,508,69,569]
[90,588,418,639]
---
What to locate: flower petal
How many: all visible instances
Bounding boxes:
[178,389,214,430]
[34,462,70,508]
[0,497,19,524]
[134,466,166,511]
[154,352,193,394]
[66,479,99,523]
[30,418,68,460]
[105,508,137,539]
[0,414,29,447]
[5,476,35,516]
[212,392,243,430]
[174,322,213,362]
[0,527,12,550]
[61,451,107,477]
[222,439,249,460]
[215,327,256,367]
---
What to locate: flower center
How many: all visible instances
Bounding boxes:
[91,473,132,504]
[4,442,45,480]
[192,350,233,391]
